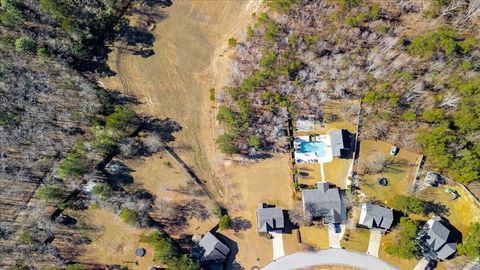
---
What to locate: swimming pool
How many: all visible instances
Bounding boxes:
[298,141,327,157]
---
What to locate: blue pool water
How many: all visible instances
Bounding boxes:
[298,141,327,157]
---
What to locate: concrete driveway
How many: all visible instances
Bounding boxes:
[367,230,382,257]
[270,230,285,260]
[413,258,429,270]
[328,224,346,249]
[262,249,399,270]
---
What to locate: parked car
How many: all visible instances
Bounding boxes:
[390,146,398,156]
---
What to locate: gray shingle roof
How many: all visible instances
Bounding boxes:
[257,204,285,233]
[329,129,350,157]
[198,232,230,263]
[302,183,347,224]
[359,203,394,230]
[417,216,458,260]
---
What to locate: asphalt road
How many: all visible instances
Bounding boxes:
[261,249,399,270]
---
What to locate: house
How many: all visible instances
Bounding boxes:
[256,203,285,233]
[417,216,458,260]
[328,129,352,158]
[359,203,394,230]
[196,232,230,266]
[302,182,347,224]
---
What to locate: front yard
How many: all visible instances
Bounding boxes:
[299,226,330,250]
[340,227,370,253]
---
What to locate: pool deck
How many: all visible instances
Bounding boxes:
[294,135,334,183]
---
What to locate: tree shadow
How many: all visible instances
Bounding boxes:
[423,201,450,216]
[231,217,252,232]
[143,117,182,143]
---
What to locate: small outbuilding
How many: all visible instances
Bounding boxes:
[256,203,285,233]
[329,129,352,158]
[424,172,446,187]
[359,203,394,231]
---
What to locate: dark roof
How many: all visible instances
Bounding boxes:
[359,203,394,230]
[256,204,285,232]
[135,248,146,257]
[302,183,347,224]
[198,232,230,263]
[417,216,458,260]
[329,129,351,157]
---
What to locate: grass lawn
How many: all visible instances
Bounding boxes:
[340,227,370,252]
[297,163,322,186]
[358,140,420,205]
[416,183,480,235]
[283,229,302,255]
[378,232,418,270]
[70,208,155,269]
[324,158,352,189]
[299,226,329,250]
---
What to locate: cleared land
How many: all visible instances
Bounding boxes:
[74,209,155,269]
[358,140,420,204]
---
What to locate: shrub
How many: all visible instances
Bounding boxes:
[209,88,215,101]
[91,184,112,201]
[390,195,424,215]
[408,28,464,59]
[339,0,361,11]
[105,105,136,136]
[57,150,88,179]
[422,108,444,124]
[269,0,295,13]
[401,110,417,121]
[246,26,254,39]
[345,4,380,27]
[228,37,237,48]
[249,135,262,149]
[385,217,419,259]
[119,208,140,227]
[19,230,33,245]
[217,134,237,155]
[66,264,85,270]
[457,222,480,258]
[36,185,62,201]
[15,36,37,53]
[219,214,232,230]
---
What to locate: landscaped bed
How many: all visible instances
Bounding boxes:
[357,140,420,204]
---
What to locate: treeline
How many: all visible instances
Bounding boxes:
[218,0,480,183]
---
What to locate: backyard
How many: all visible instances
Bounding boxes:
[357,140,420,205]
[324,158,352,189]
[297,163,322,186]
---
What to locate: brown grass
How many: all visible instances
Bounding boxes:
[297,163,322,186]
[220,154,295,268]
[416,183,480,236]
[358,140,420,205]
[74,209,155,269]
[324,158,352,189]
[299,226,329,250]
[340,227,370,252]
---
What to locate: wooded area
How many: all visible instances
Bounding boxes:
[218,0,480,185]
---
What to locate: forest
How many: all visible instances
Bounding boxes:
[0,0,189,268]
[217,0,480,184]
